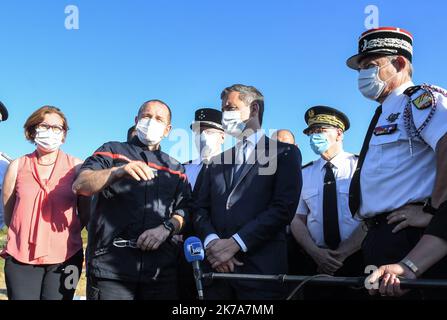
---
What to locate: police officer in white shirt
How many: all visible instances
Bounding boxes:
[184,108,224,191]
[1,101,10,229]
[291,106,366,299]
[178,108,224,300]
[346,27,447,298]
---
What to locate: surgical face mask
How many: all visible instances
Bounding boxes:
[222,111,246,137]
[309,133,331,155]
[358,61,396,101]
[136,118,166,146]
[194,130,222,160]
[34,128,64,152]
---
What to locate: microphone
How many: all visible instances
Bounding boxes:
[184,236,205,300]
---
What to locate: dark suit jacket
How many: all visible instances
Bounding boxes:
[193,135,302,279]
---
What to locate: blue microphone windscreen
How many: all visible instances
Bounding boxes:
[184,236,205,262]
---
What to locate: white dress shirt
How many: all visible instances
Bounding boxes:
[204,131,264,252]
[359,81,447,218]
[184,158,203,190]
[297,151,360,248]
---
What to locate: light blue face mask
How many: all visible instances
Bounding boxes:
[309,133,330,155]
[358,61,397,101]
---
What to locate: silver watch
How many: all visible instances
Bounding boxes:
[401,258,419,275]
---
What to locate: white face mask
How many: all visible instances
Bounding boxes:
[34,128,63,152]
[222,111,246,137]
[194,130,222,160]
[358,61,395,101]
[136,118,166,146]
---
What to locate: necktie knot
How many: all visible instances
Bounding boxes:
[325,162,334,170]
[236,138,248,164]
[232,137,249,187]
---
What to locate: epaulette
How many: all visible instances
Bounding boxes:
[302,161,314,169]
[403,85,421,97]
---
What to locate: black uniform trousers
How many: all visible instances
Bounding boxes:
[87,270,177,300]
[363,212,447,300]
[289,248,367,300]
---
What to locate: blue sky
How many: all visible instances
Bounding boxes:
[1,0,447,164]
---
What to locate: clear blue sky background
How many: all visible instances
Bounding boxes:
[1,0,447,164]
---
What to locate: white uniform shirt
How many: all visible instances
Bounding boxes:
[297,151,360,248]
[184,158,203,190]
[0,152,12,229]
[359,82,447,218]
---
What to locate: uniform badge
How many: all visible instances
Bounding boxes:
[412,92,433,110]
[373,124,397,136]
[386,112,400,123]
[308,109,315,119]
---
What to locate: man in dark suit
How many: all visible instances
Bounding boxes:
[193,84,302,300]
[271,129,302,278]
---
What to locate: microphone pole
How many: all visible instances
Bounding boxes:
[202,272,447,289]
[183,236,206,300]
[192,261,204,300]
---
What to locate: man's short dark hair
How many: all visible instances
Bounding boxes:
[138,99,172,124]
[220,84,264,126]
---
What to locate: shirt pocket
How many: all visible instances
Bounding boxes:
[337,179,357,225]
[367,131,402,172]
[301,188,319,216]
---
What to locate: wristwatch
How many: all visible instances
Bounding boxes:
[423,198,437,215]
[401,258,419,276]
[162,220,175,236]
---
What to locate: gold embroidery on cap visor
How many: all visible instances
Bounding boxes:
[307,114,345,131]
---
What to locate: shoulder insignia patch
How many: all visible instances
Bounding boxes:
[412,91,434,110]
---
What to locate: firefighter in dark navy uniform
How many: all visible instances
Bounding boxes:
[73,99,191,300]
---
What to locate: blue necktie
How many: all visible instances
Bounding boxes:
[232,138,248,186]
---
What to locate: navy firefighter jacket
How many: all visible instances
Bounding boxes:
[81,136,192,283]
